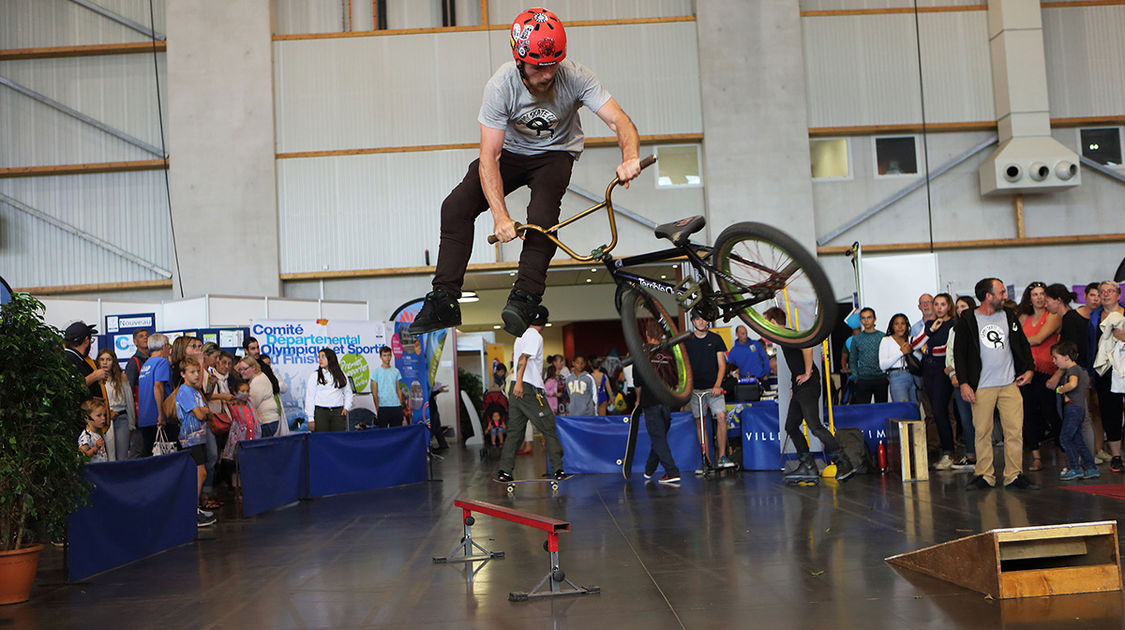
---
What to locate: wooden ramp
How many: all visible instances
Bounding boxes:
[886,521,1122,599]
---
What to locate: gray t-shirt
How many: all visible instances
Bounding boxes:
[976,311,1015,389]
[1060,364,1090,405]
[478,60,612,157]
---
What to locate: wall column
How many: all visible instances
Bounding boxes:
[165,0,279,297]
[695,0,817,250]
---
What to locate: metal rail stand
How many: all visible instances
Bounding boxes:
[432,508,504,563]
[508,531,600,601]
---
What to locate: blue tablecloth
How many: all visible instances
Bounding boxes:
[68,451,197,581]
[308,424,428,496]
[556,413,702,474]
[738,401,920,470]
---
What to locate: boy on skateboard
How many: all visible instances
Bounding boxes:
[496,306,567,482]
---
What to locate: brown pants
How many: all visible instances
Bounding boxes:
[432,150,574,298]
[972,383,1024,486]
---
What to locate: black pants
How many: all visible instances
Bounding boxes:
[430,405,449,449]
[643,405,679,476]
[852,377,888,404]
[1096,370,1124,442]
[785,369,840,457]
[1022,371,1060,450]
[375,406,404,428]
[433,150,574,298]
[922,366,955,453]
[140,422,180,457]
[313,406,348,432]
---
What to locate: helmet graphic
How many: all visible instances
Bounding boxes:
[510,7,566,66]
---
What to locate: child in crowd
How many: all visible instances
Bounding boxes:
[222,380,262,470]
[176,358,217,527]
[78,398,108,463]
[1047,341,1099,481]
[486,408,506,448]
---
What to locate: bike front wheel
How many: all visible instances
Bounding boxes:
[619,287,693,408]
[712,222,836,348]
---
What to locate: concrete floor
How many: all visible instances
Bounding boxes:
[10,444,1125,629]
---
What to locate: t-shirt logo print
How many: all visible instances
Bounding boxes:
[980,323,1006,349]
[517,107,558,137]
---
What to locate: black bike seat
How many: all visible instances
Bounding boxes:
[654,216,706,245]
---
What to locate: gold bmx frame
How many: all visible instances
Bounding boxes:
[487,155,656,261]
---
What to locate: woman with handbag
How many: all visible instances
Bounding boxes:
[879,313,919,403]
[922,293,958,470]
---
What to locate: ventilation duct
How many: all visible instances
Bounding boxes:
[979,0,1080,195]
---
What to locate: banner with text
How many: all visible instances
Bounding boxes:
[251,319,391,422]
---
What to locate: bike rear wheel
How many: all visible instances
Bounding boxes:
[619,287,693,408]
[712,222,836,348]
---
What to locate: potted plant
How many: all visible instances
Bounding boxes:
[0,293,89,604]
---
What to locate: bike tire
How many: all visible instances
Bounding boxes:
[619,287,693,408]
[712,222,836,348]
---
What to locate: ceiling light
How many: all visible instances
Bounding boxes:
[509,271,516,277]
[586,278,592,283]
[457,295,479,303]
[493,325,501,329]
[545,323,552,327]
[590,268,598,272]
[660,275,667,279]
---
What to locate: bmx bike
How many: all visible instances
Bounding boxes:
[488,155,835,408]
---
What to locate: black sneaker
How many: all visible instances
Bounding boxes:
[833,456,856,482]
[552,469,569,481]
[965,475,993,491]
[500,289,541,337]
[495,470,513,483]
[409,290,461,335]
[1111,456,1124,473]
[1005,474,1039,490]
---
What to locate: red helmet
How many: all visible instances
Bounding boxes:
[510,8,566,66]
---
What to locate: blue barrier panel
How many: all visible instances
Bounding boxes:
[68,451,197,581]
[732,401,781,470]
[739,401,921,470]
[556,413,702,474]
[308,425,429,497]
[239,433,309,518]
[833,402,920,453]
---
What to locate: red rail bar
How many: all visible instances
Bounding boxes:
[454,499,570,534]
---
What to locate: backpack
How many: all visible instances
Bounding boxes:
[835,428,875,474]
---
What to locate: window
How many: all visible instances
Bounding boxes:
[873,136,920,176]
[1079,127,1123,167]
[809,138,850,179]
[655,145,702,188]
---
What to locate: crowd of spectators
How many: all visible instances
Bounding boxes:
[837,278,1125,487]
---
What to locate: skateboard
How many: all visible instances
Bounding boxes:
[619,406,642,480]
[494,474,574,494]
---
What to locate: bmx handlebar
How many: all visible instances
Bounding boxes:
[485,155,657,259]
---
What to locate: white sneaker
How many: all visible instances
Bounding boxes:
[934,454,954,470]
[1095,450,1112,464]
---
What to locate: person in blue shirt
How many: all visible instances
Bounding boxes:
[726,325,770,381]
[137,333,171,457]
[175,357,216,527]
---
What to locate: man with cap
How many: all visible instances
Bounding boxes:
[64,321,107,409]
[496,305,567,482]
[410,7,641,338]
[685,309,735,468]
